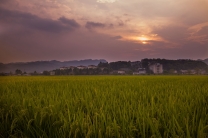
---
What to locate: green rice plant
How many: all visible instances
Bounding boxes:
[0,76,208,137]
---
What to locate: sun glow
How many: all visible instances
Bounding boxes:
[138,36,148,44]
[125,34,161,44]
[138,37,148,41]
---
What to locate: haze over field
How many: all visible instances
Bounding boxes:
[0,0,208,63]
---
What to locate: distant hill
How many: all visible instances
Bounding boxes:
[141,58,208,71]
[202,58,208,65]
[0,59,107,73]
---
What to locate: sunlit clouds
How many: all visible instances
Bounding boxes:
[97,0,117,3]
[0,0,208,63]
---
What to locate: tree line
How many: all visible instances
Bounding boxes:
[1,58,207,76]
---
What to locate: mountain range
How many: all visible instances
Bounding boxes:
[0,58,207,73]
[0,59,107,73]
[203,58,208,65]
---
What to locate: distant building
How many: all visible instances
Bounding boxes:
[180,70,197,75]
[118,71,125,74]
[100,67,107,71]
[133,68,146,75]
[68,66,76,70]
[60,67,68,70]
[50,71,55,75]
[138,68,146,74]
[190,70,196,75]
[199,70,206,75]
[88,65,97,69]
[77,65,87,69]
[149,63,163,74]
[180,70,188,74]
[133,72,140,75]
[174,70,178,74]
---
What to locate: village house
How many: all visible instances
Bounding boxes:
[50,71,55,75]
[100,67,107,71]
[180,70,188,74]
[133,68,146,75]
[180,70,196,74]
[88,65,97,69]
[59,67,68,70]
[138,68,146,74]
[77,65,87,69]
[118,71,125,74]
[149,63,163,74]
[133,72,140,75]
[190,70,196,75]
[68,66,76,70]
[199,70,206,75]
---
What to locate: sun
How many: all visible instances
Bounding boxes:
[138,37,148,41]
[126,35,151,44]
[138,36,148,44]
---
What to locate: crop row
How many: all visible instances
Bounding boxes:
[0,76,208,137]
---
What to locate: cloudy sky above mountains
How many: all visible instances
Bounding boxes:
[0,0,208,63]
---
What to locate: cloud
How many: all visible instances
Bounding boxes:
[197,26,208,35]
[112,35,122,40]
[0,0,7,4]
[97,0,117,3]
[0,0,207,63]
[0,8,80,33]
[58,17,80,28]
[188,22,208,33]
[187,25,208,44]
[152,25,188,43]
[85,21,106,30]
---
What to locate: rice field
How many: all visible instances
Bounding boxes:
[0,76,208,138]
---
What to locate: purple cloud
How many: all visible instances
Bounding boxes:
[0,8,80,33]
[85,21,105,30]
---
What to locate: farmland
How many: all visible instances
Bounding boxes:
[0,76,208,137]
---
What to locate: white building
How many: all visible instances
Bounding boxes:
[133,72,140,75]
[88,65,97,69]
[68,66,76,70]
[118,71,125,74]
[180,70,188,74]
[77,65,87,69]
[50,71,55,75]
[100,67,107,71]
[138,68,146,74]
[133,68,146,75]
[173,70,178,74]
[149,63,163,74]
[60,67,68,70]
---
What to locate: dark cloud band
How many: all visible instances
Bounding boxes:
[0,8,80,33]
[85,21,105,29]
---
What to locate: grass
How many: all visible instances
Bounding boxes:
[0,76,208,137]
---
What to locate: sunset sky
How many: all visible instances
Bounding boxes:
[0,0,208,63]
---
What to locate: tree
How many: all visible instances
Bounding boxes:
[15,69,22,75]
[168,69,175,74]
[98,62,109,68]
[43,71,50,75]
[195,68,200,74]
[206,67,208,74]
